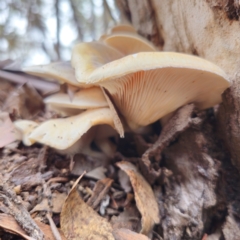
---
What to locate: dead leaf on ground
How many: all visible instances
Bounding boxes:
[3,84,44,119]
[111,205,141,232]
[0,80,15,109]
[116,161,160,236]
[87,178,113,209]
[0,213,66,240]
[0,112,17,148]
[71,154,108,178]
[60,174,114,240]
[31,192,67,213]
[113,228,150,240]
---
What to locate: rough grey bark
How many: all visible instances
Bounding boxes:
[119,0,240,239]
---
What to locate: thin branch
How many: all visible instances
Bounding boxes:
[55,0,61,60]
[103,0,117,24]
[69,0,83,41]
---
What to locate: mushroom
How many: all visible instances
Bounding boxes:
[110,24,137,34]
[14,120,39,146]
[71,43,230,130]
[72,42,123,81]
[44,86,108,116]
[14,108,118,161]
[103,33,156,55]
[27,108,115,150]
[22,61,90,88]
[99,24,137,41]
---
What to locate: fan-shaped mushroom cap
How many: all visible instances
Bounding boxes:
[22,61,89,88]
[71,42,124,81]
[14,120,39,146]
[72,45,230,129]
[47,105,83,117]
[28,108,116,150]
[44,87,108,110]
[103,33,156,55]
[110,24,137,34]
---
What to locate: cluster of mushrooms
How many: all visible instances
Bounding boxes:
[14,24,230,160]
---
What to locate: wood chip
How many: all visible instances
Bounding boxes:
[87,178,113,209]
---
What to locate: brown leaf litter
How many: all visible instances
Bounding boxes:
[61,174,115,240]
[61,174,150,240]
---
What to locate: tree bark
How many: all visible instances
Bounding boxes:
[119,1,240,239]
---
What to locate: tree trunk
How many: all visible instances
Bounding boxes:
[119,1,240,239]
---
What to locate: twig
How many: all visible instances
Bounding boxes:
[0,176,45,240]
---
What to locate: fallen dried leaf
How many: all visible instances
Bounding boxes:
[0,112,17,147]
[116,161,160,236]
[31,192,67,213]
[71,154,108,177]
[35,219,66,240]
[3,84,44,119]
[113,228,150,240]
[60,174,114,240]
[0,213,34,240]
[111,205,141,232]
[0,213,66,240]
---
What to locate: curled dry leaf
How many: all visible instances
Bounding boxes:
[30,192,67,214]
[60,174,114,240]
[116,161,160,236]
[111,205,141,232]
[0,213,66,240]
[113,228,150,240]
[3,84,44,119]
[0,112,17,148]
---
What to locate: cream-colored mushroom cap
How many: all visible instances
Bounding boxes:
[72,45,230,129]
[22,61,89,88]
[71,42,124,82]
[103,33,156,55]
[110,24,137,34]
[44,87,108,110]
[28,108,116,150]
[14,120,39,146]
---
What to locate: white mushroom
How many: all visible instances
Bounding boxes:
[44,87,108,116]
[22,61,90,88]
[110,24,137,34]
[103,33,156,55]
[72,42,230,130]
